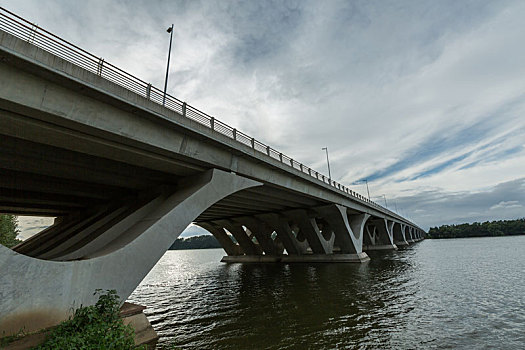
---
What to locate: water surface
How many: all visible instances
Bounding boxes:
[129,236,525,349]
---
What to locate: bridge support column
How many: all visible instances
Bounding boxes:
[284,209,334,254]
[314,204,370,262]
[364,224,378,246]
[196,222,243,256]
[215,220,263,255]
[414,229,420,241]
[393,223,409,246]
[406,227,416,243]
[0,169,260,337]
[363,219,397,251]
[221,209,371,263]
[256,213,309,255]
[234,217,284,255]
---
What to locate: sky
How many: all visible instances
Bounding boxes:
[4,0,524,237]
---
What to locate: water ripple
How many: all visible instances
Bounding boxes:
[128,236,525,349]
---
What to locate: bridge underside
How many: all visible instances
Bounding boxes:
[0,127,424,265]
[0,131,425,336]
[0,128,424,337]
[1,132,423,263]
[196,205,424,263]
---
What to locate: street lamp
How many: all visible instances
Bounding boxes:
[321,147,331,180]
[381,194,388,208]
[163,24,174,106]
[354,179,371,200]
[363,179,370,201]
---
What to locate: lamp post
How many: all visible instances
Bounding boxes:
[163,24,174,106]
[363,179,370,201]
[354,179,371,200]
[321,147,331,180]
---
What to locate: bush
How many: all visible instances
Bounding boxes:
[35,289,143,350]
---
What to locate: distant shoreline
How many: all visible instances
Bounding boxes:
[169,235,221,250]
[427,218,524,239]
[427,234,525,239]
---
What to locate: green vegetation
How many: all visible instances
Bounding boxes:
[0,331,26,347]
[169,235,222,250]
[428,218,525,239]
[0,214,21,248]
[35,289,143,350]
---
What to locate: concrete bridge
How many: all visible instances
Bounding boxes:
[0,9,424,336]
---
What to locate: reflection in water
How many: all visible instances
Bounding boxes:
[129,236,525,349]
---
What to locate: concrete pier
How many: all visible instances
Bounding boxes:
[221,253,370,263]
[364,244,398,251]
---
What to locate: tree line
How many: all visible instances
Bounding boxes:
[427,218,525,239]
[169,235,222,250]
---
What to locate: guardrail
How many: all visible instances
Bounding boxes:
[0,7,404,220]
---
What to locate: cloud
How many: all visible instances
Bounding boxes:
[3,0,525,233]
[391,178,525,230]
[16,217,54,240]
[180,224,209,238]
[490,201,523,211]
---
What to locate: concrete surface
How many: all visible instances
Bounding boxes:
[222,253,370,263]
[0,169,260,336]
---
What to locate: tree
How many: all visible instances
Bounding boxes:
[0,214,21,248]
[169,235,222,250]
[427,218,525,239]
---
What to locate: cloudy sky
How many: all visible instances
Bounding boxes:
[4,0,524,236]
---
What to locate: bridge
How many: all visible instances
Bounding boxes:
[0,8,424,336]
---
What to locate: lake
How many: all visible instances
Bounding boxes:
[128,235,525,349]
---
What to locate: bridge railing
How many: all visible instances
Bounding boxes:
[0,7,405,219]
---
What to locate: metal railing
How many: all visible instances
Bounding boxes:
[0,7,403,219]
